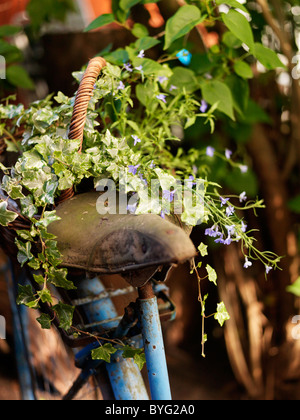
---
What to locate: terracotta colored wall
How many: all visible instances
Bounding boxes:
[0,0,29,25]
[89,0,112,16]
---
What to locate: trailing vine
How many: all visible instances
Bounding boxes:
[0,0,284,361]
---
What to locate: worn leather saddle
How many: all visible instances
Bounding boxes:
[48,191,196,287]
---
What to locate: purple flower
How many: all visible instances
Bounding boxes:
[240,165,248,173]
[139,173,148,186]
[241,220,247,233]
[158,76,168,83]
[205,225,220,238]
[265,265,272,274]
[137,50,145,58]
[220,196,230,207]
[149,160,155,169]
[131,134,141,146]
[187,175,196,189]
[135,65,143,72]
[243,257,252,268]
[123,62,133,72]
[117,80,125,90]
[162,189,175,202]
[156,94,167,103]
[127,202,137,214]
[199,100,208,113]
[206,146,215,157]
[128,164,140,175]
[226,205,235,217]
[223,236,232,245]
[160,210,165,219]
[205,227,214,237]
[225,149,232,159]
[169,84,177,92]
[239,191,247,202]
[214,235,225,244]
[226,225,235,236]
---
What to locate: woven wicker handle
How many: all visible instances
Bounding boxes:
[56,57,107,204]
[68,57,107,152]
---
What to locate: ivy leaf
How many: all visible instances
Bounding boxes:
[206,264,217,285]
[91,343,117,363]
[198,242,208,257]
[0,201,19,226]
[222,9,254,51]
[48,267,76,290]
[15,239,34,266]
[32,273,44,285]
[20,195,37,218]
[164,5,203,50]
[35,210,61,228]
[1,176,25,200]
[16,228,36,242]
[52,302,74,331]
[16,284,39,309]
[214,302,230,326]
[36,313,52,329]
[84,13,115,32]
[122,346,146,370]
[37,288,53,304]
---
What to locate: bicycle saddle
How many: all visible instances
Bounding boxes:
[48,191,196,287]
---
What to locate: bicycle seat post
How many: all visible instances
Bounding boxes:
[138,281,172,400]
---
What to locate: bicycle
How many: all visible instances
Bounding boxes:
[0,57,196,400]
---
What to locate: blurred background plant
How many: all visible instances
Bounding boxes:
[0,0,300,400]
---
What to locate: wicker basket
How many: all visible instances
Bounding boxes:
[0,57,107,258]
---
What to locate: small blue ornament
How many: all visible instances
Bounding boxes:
[176,49,192,66]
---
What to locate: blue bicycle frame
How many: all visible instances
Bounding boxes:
[6,264,173,400]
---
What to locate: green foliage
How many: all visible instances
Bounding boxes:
[0,0,285,357]
[91,343,146,370]
[214,302,231,327]
[287,277,300,297]
[84,14,115,32]
[91,343,117,363]
[0,25,34,92]
[222,9,254,51]
[0,201,18,225]
[164,5,204,50]
[26,0,76,35]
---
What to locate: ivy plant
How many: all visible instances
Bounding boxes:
[0,0,284,360]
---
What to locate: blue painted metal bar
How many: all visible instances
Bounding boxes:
[138,293,172,400]
[76,276,149,400]
[5,264,36,400]
[106,348,148,400]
